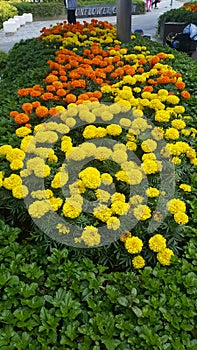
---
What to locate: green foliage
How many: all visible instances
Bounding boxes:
[157,8,197,35]
[0,50,8,71]
[0,1,18,28]
[11,2,65,19]
[0,219,196,349]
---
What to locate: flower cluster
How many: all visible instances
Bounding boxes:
[1,20,196,269]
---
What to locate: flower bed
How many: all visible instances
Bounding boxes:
[0,19,197,270]
[0,19,197,349]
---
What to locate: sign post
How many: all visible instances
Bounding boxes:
[117,0,132,43]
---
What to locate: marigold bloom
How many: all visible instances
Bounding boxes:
[125,236,143,254]
[81,226,101,247]
[157,248,174,266]
[132,256,145,269]
[149,234,166,252]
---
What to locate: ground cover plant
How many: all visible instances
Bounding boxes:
[157,1,197,36]
[0,18,197,349]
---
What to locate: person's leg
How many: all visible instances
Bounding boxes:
[67,9,72,24]
[70,9,76,24]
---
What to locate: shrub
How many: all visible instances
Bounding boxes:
[10,2,65,19]
[158,8,197,35]
[0,1,18,28]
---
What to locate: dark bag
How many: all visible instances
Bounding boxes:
[166,32,197,53]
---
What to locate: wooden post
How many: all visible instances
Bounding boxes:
[117,0,131,43]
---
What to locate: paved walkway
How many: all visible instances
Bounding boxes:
[0,0,184,53]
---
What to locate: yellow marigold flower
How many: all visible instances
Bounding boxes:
[12,185,29,199]
[174,212,189,225]
[155,110,171,123]
[34,164,50,178]
[81,226,101,247]
[6,148,25,162]
[56,223,70,234]
[157,248,174,266]
[166,95,180,105]
[106,124,122,136]
[173,106,185,114]
[62,200,81,219]
[149,234,166,252]
[141,159,160,174]
[94,147,112,161]
[126,141,137,151]
[132,256,145,269]
[82,125,97,139]
[93,205,112,222]
[10,159,24,170]
[125,236,143,254]
[131,118,149,132]
[100,111,113,122]
[133,204,151,221]
[119,118,131,127]
[111,192,125,203]
[111,150,128,164]
[166,198,186,214]
[146,187,160,197]
[107,216,120,230]
[101,85,112,94]
[115,169,143,185]
[151,127,164,140]
[111,201,129,215]
[108,103,121,114]
[141,139,157,153]
[179,184,191,192]
[132,109,143,118]
[95,189,111,203]
[95,127,107,138]
[28,200,52,218]
[79,167,101,189]
[171,157,181,165]
[16,126,32,138]
[101,173,113,185]
[142,153,156,161]
[49,197,63,211]
[31,189,53,199]
[171,119,186,130]
[0,145,12,155]
[186,147,196,159]
[190,158,197,165]
[129,195,144,206]
[51,171,68,188]
[165,128,179,140]
[67,147,86,161]
[3,174,22,190]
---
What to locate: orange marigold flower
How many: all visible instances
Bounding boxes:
[49,107,58,116]
[64,93,77,104]
[35,106,49,118]
[175,81,185,90]
[181,90,190,99]
[56,88,67,97]
[157,52,167,59]
[10,111,19,118]
[14,113,29,124]
[45,74,59,83]
[41,93,54,101]
[149,56,160,67]
[93,91,102,99]
[148,79,157,85]
[25,123,32,128]
[30,90,42,97]
[18,88,31,96]
[46,85,56,92]
[52,81,64,89]
[138,67,144,73]
[32,101,41,108]
[22,103,33,113]
[138,58,146,65]
[143,86,153,92]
